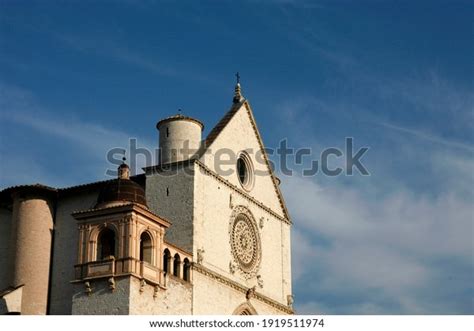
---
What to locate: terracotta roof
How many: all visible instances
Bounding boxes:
[72,201,135,215]
[0,184,58,207]
[0,174,146,199]
[156,114,204,130]
[96,178,148,208]
[142,158,195,173]
[58,179,112,193]
[0,183,57,193]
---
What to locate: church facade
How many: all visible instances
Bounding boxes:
[0,83,293,315]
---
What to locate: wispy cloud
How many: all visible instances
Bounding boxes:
[54,32,218,86]
[283,171,473,314]
[0,83,154,188]
[0,15,218,85]
[374,121,474,153]
[55,33,179,78]
[274,68,474,314]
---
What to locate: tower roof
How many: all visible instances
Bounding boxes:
[96,179,147,208]
[156,113,204,130]
[96,162,147,208]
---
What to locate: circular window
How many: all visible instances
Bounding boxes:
[236,152,254,191]
[229,206,261,278]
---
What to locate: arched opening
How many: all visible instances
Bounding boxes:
[139,232,153,264]
[163,249,171,274]
[173,253,181,277]
[97,228,116,260]
[183,258,191,282]
[233,302,258,315]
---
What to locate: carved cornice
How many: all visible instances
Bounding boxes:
[191,263,293,315]
[72,203,171,228]
[194,160,291,225]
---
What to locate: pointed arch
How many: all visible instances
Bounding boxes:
[233,302,258,315]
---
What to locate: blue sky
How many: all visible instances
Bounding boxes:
[1,0,473,314]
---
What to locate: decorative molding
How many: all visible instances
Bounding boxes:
[72,203,171,229]
[257,275,264,289]
[229,261,237,274]
[192,263,293,314]
[246,286,256,300]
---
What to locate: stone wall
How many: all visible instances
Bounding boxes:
[146,165,194,253]
[191,102,293,312]
[192,271,288,315]
[200,103,285,217]
[71,275,192,315]
[129,276,192,314]
[71,277,131,315]
[193,163,291,306]
[158,119,202,164]
[49,190,99,314]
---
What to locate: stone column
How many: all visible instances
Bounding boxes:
[168,256,174,276]
[9,189,54,315]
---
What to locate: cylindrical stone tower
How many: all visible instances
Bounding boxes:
[9,186,55,315]
[156,114,203,165]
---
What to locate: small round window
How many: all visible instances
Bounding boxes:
[236,152,254,191]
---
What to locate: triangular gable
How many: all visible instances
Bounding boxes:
[201,99,291,222]
[205,101,244,148]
